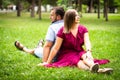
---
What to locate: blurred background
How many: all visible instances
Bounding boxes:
[0,0,120,21]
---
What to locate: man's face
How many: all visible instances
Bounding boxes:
[50,10,57,23]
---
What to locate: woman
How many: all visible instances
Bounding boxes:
[41,9,113,74]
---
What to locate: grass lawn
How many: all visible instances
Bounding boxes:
[0,12,120,80]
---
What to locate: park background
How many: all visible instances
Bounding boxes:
[0,0,120,80]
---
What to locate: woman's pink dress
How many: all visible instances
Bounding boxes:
[46,25,109,67]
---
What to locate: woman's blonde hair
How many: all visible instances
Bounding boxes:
[63,9,77,33]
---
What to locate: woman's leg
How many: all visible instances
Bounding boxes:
[81,53,95,67]
[77,60,89,70]
[81,53,99,72]
[77,60,113,74]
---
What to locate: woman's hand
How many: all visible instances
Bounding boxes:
[37,62,49,66]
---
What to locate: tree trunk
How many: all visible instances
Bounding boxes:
[17,0,21,17]
[0,0,3,10]
[78,0,82,17]
[88,0,93,13]
[38,0,41,20]
[31,0,35,17]
[78,0,82,12]
[98,0,100,19]
[103,0,105,18]
[75,0,78,10]
[104,0,109,21]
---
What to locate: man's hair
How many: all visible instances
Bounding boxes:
[51,7,65,19]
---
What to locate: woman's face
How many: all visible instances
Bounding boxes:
[75,11,80,23]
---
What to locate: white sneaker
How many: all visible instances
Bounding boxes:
[98,68,113,74]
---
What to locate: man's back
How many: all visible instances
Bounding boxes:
[45,20,64,43]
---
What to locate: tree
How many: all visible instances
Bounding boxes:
[1,0,25,17]
[16,0,22,17]
[77,0,83,17]
[42,0,57,11]
[57,0,73,10]
[30,0,35,17]
[42,0,57,6]
[78,0,82,12]
[88,0,93,13]
[0,0,3,10]
[98,0,100,19]
[109,0,120,13]
[38,0,41,19]
[104,0,109,21]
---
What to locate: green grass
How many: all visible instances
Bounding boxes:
[0,12,120,80]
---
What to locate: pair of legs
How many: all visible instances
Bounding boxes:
[15,41,113,74]
[77,53,113,74]
[22,47,35,54]
[77,53,99,72]
[14,40,44,58]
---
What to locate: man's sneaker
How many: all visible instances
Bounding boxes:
[36,39,44,48]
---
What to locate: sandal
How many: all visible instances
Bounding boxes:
[98,68,113,75]
[14,41,24,50]
[90,63,99,73]
[36,39,44,48]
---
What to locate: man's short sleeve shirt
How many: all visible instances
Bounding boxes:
[45,20,64,43]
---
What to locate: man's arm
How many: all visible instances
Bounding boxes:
[42,41,53,62]
[47,37,63,64]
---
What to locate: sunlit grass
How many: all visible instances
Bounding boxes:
[0,12,120,80]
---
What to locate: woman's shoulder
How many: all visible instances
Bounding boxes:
[58,26,64,33]
[59,26,64,31]
[78,24,87,29]
[78,24,88,32]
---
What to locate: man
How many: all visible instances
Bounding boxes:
[15,7,65,63]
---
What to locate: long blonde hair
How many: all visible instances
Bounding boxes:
[63,9,76,33]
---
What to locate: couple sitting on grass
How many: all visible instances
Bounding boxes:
[15,7,113,74]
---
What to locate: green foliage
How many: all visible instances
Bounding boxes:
[2,0,12,8]
[113,0,120,7]
[82,4,87,13]
[57,0,73,10]
[0,12,120,80]
[42,0,57,6]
